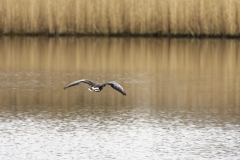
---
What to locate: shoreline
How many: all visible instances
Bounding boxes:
[1,33,240,39]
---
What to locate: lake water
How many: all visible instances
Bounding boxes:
[0,37,239,160]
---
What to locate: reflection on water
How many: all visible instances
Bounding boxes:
[0,37,240,159]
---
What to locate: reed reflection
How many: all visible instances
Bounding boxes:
[0,37,239,116]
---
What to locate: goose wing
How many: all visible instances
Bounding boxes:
[64,79,96,90]
[101,81,126,95]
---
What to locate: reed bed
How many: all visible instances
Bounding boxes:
[0,0,240,36]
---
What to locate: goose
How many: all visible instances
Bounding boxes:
[64,79,126,96]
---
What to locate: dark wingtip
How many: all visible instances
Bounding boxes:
[63,87,67,90]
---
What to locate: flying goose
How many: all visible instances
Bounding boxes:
[64,79,126,96]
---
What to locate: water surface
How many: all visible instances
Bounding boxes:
[0,37,240,159]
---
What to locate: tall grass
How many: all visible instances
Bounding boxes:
[0,0,240,36]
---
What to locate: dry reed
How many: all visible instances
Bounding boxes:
[0,0,240,36]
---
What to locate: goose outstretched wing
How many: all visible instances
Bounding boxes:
[64,79,96,90]
[101,81,126,95]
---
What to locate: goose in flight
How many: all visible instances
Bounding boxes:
[64,79,126,96]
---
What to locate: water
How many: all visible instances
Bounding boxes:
[0,37,240,160]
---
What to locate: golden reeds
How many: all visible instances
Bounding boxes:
[0,0,240,36]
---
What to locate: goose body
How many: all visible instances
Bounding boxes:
[64,79,126,96]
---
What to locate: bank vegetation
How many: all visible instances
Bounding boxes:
[0,0,240,36]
